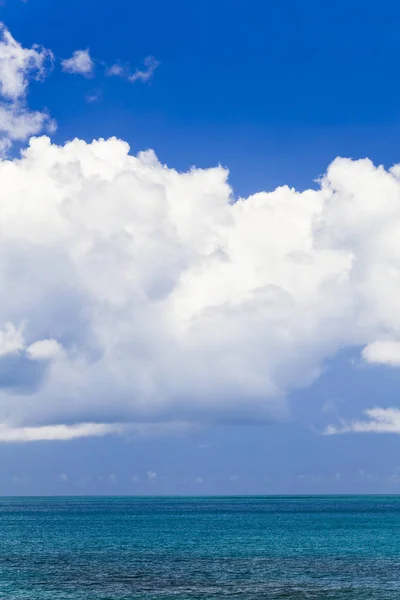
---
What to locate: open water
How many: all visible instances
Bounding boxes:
[1,496,400,599]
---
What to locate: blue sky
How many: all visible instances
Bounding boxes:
[0,0,400,494]
[6,0,400,194]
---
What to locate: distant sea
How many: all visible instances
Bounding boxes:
[1,496,400,599]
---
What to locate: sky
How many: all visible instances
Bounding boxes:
[0,0,400,494]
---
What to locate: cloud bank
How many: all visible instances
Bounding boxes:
[0,137,399,440]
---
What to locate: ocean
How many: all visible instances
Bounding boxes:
[0,495,399,599]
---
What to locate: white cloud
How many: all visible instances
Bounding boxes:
[0,137,11,157]
[147,471,157,481]
[195,476,204,484]
[27,339,62,361]
[61,49,94,76]
[129,56,159,83]
[0,321,60,361]
[107,56,159,83]
[59,472,68,482]
[0,323,24,357]
[325,408,400,435]
[2,139,400,438]
[0,23,52,100]
[107,64,124,77]
[0,422,129,442]
[0,24,54,148]
[229,474,239,482]
[362,340,400,366]
[0,104,55,140]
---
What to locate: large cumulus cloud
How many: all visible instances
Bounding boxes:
[0,135,399,440]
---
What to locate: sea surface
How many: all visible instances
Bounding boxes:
[0,496,400,599]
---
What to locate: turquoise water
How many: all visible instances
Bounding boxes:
[1,496,400,599]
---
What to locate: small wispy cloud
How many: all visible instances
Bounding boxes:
[106,64,124,77]
[107,56,159,84]
[61,49,94,76]
[0,420,194,444]
[0,422,129,442]
[324,407,400,435]
[86,92,101,103]
[147,471,157,481]
[129,56,159,82]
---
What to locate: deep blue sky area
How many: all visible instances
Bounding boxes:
[0,0,399,494]
[4,0,400,195]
